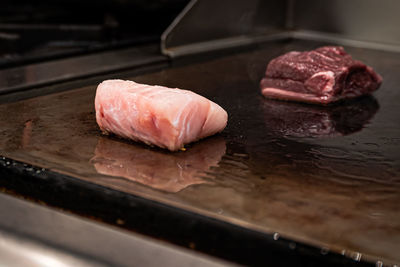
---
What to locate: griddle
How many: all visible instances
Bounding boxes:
[0,38,399,266]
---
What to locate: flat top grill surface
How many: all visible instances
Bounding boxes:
[0,39,399,264]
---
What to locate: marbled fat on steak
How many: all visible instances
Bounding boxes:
[260,46,382,104]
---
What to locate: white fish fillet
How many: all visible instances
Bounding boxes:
[95,80,228,151]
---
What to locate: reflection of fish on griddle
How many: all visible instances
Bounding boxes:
[262,95,379,137]
[91,136,226,193]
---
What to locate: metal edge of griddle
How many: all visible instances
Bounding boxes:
[161,0,400,58]
[162,32,291,58]
[0,44,168,95]
[160,0,289,58]
[163,30,400,59]
[0,156,375,267]
[292,30,400,54]
[0,60,169,105]
[160,0,198,56]
[0,188,234,267]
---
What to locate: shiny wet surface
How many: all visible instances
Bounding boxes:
[0,39,399,265]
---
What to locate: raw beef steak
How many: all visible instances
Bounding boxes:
[260,46,382,104]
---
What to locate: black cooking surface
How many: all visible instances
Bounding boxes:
[0,38,399,266]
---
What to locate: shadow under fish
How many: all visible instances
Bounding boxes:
[261,95,379,137]
[91,136,226,193]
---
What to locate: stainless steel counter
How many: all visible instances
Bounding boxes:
[0,192,233,267]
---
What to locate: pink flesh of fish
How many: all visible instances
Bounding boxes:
[95,80,228,151]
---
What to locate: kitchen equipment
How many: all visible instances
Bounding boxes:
[0,1,399,266]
